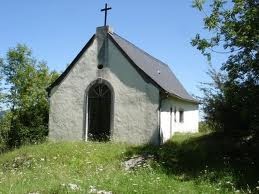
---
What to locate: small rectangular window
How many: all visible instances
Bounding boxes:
[179,110,184,123]
[170,107,172,135]
[174,107,177,122]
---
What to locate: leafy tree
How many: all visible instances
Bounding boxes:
[192,0,259,134]
[0,44,59,147]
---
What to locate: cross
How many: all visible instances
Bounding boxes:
[101,3,112,26]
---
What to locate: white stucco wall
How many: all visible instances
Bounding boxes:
[49,28,160,145]
[160,97,199,142]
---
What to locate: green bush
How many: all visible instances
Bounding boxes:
[0,112,11,152]
[0,44,59,150]
[198,121,213,133]
[7,125,48,148]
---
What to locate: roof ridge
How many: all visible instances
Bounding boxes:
[111,32,169,68]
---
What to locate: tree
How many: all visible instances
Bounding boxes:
[0,44,59,147]
[192,0,259,134]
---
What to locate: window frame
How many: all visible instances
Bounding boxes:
[179,109,184,123]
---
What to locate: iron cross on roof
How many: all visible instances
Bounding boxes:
[101,3,112,26]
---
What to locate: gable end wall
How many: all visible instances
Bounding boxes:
[48,36,160,145]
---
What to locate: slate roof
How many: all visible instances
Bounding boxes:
[108,32,197,103]
[48,30,197,103]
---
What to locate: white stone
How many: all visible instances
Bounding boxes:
[68,183,80,191]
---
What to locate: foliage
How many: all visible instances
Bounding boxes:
[0,112,11,153]
[0,44,59,148]
[0,133,258,193]
[199,121,214,133]
[192,0,259,134]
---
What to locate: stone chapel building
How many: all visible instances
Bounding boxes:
[48,26,199,145]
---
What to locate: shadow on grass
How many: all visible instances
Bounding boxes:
[125,132,259,191]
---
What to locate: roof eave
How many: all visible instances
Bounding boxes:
[161,90,199,104]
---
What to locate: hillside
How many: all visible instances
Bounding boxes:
[0,133,258,193]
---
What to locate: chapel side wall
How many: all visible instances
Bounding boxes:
[107,39,160,145]
[160,97,199,142]
[49,35,160,144]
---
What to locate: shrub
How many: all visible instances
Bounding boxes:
[199,121,213,133]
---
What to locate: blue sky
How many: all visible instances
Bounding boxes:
[0,0,227,97]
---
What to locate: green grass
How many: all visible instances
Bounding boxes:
[0,133,258,193]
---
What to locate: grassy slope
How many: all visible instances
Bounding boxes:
[0,133,258,194]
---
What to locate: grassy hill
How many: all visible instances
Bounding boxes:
[0,133,258,194]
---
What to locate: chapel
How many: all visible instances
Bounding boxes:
[48,23,199,144]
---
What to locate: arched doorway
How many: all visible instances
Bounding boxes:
[87,82,112,141]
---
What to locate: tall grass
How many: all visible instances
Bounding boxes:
[0,133,258,193]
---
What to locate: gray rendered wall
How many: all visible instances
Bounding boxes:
[49,27,160,144]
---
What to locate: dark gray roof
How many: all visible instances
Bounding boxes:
[109,32,197,103]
